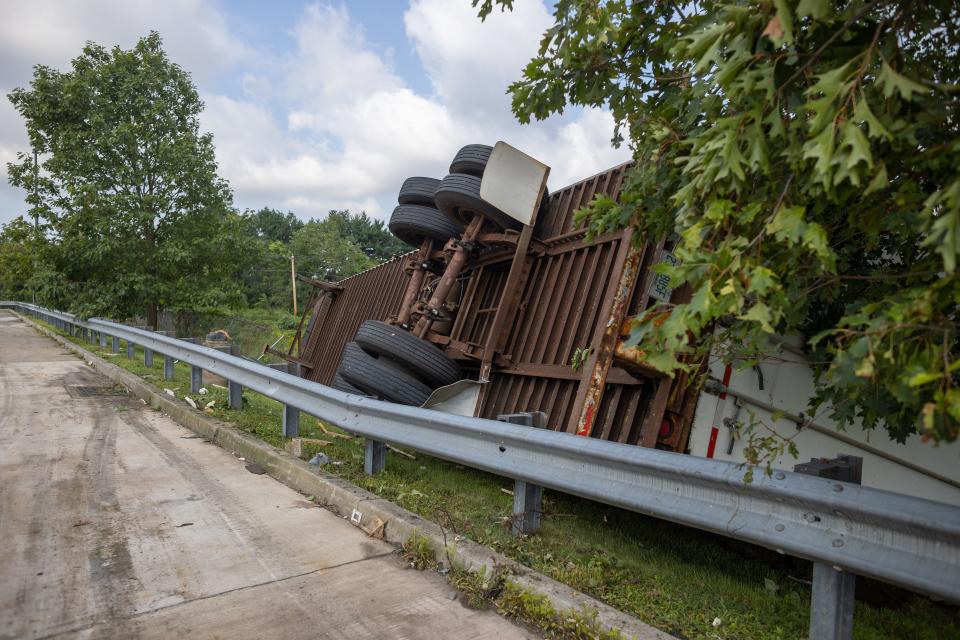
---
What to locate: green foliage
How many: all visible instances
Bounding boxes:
[6,32,252,325]
[237,209,398,309]
[322,209,408,263]
[400,531,438,570]
[290,218,376,281]
[0,216,50,300]
[477,0,960,444]
[246,207,304,244]
[570,346,591,371]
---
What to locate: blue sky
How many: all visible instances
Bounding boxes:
[0,0,630,225]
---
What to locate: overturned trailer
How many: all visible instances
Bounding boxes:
[278,143,960,505]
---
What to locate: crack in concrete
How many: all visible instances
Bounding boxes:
[29,551,398,640]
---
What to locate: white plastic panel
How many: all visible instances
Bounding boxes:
[480,141,549,226]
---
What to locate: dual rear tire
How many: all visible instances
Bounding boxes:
[332,321,460,406]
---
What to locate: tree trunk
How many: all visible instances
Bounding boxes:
[147,302,158,330]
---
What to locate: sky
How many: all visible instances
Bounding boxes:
[0,0,631,226]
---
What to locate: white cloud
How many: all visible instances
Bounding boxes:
[0,0,245,87]
[0,0,632,227]
[403,0,552,120]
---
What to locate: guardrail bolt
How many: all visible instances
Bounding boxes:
[364,439,386,475]
[795,454,862,640]
[499,412,548,536]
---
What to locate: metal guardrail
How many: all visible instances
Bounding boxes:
[3,301,959,634]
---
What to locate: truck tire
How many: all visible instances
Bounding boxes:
[389,204,463,248]
[434,173,522,231]
[448,144,552,227]
[354,320,460,388]
[339,341,432,406]
[397,177,441,207]
[331,372,366,396]
[449,144,493,177]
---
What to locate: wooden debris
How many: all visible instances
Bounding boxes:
[387,445,416,460]
[285,437,333,458]
[360,516,385,539]
[318,423,353,440]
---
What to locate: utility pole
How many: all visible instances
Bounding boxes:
[290,254,298,317]
[32,151,39,230]
[31,150,38,304]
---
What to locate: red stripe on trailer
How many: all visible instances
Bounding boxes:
[577,405,595,437]
[706,426,719,458]
[720,364,732,399]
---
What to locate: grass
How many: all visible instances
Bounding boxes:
[36,316,960,640]
[450,565,627,640]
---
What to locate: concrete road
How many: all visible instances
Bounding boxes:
[0,312,536,640]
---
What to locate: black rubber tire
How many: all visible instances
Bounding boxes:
[339,342,432,406]
[434,173,522,231]
[449,144,493,177]
[388,204,464,248]
[331,372,366,395]
[397,177,441,207]
[354,320,460,388]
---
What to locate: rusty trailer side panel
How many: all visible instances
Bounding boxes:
[300,256,410,387]
[298,162,696,451]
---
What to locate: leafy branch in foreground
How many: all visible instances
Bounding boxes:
[477,0,959,445]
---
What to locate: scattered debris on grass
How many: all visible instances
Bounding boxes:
[387,445,415,459]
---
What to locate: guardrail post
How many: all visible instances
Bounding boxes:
[126,340,134,359]
[364,439,386,475]
[268,362,300,437]
[190,364,203,393]
[164,354,175,380]
[179,338,203,393]
[111,336,119,353]
[149,330,170,372]
[228,344,243,410]
[499,412,549,536]
[796,455,862,640]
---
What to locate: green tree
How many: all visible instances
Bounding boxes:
[6,32,248,327]
[0,216,49,300]
[247,207,304,244]
[290,220,375,281]
[476,1,959,447]
[321,209,408,262]
[289,220,376,311]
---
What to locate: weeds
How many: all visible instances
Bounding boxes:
[400,532,437,571]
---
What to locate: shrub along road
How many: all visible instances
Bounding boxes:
[0,311,535,640]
